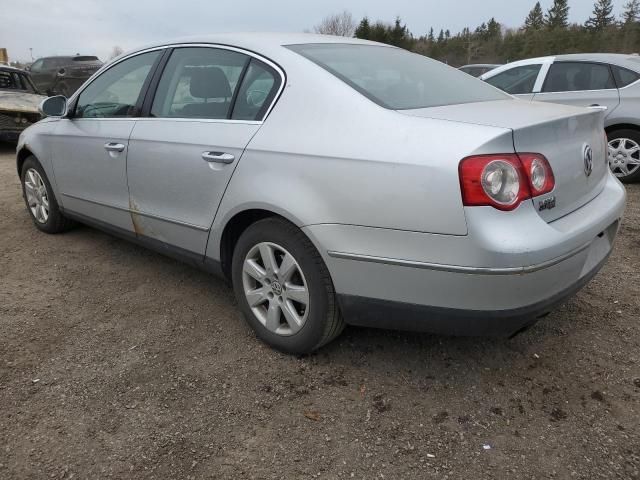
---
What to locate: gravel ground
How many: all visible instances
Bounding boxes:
[0,143,639,479]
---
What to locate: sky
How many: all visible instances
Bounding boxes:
[0,0,630,62]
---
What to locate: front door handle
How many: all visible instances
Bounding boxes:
[202,151,235,164]
[588,104,608,111]
[104,142,126,153]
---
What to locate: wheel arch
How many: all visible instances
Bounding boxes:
[605,123,640,135]
[218,208,304,281]
[16,146,34,177]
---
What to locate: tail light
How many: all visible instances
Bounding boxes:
[459,153,555,211]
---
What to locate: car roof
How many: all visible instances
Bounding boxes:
[120,32,393,63]
[554,53,640,71]
[482,53,640,80]
[0,65,28,73]
[460,64,501,68]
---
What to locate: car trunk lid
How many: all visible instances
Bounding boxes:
[400,100,609,222]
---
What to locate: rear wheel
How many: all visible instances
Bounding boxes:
[20,156,75,233]
[231,217,344,354]
[607,129,640,183]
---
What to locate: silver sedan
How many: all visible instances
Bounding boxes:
[17,34,626,353]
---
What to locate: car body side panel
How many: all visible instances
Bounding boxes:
[532,89,620,118]
[204,58,516,262]
[126,119,261,254]
[605,81,640,129]
[302,173,624,310]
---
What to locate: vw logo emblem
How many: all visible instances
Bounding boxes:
[271,281,282,295]
[583,145,593,177]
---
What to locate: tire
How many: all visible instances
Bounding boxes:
[20,156,75,233]
[231,217,344,354]
[607,129,640,183]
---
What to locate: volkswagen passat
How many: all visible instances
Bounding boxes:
[17,34,626,354]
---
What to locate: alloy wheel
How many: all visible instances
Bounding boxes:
[242,242,310,336]
[24,168,49,224]
[608,137,640,179]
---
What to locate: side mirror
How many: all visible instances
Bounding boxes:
[25,65,31,71]
[39,95,67,118]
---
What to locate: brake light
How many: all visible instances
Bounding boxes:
[519,153,555,196]
[459,153,555,211]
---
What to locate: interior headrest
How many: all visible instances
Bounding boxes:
[189,67,231,99]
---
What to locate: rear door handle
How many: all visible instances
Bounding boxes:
[104,142,125,153]
[202,151,235,164]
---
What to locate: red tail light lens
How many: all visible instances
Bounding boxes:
[519,153,555,196]
[459,153,555,211]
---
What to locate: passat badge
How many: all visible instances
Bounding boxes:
[584,145,593,177]
[538,196,556,211]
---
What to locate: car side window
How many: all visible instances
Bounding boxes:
[0,71,19,89]
[484,64,542,95]
[75,51,160,119]
[542,62,615,93]
[231,59,281,121]
[151,47,248,119]
[611,65,640,88]
[30,59,43,72]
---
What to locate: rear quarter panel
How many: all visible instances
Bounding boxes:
[206,51,513,261]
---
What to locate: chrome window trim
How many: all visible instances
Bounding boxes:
[68,43,286,125]
[61,192,210,232]
[327,242,591,275]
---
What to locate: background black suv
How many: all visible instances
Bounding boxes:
[27,55,103,97]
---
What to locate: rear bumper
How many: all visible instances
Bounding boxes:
[303,173,626,335]
[338,251,610,336]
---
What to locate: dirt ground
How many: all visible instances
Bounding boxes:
[0,143,639,480]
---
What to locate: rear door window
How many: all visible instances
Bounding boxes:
[611,65,640,88]
[231,59,281,121]
[542,62,615,92]
[484,64,542,94]
[151,47,248,120]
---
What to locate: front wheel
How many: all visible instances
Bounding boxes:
[20,156,75,233]
[231,217,344,354]
[608,129,640,183]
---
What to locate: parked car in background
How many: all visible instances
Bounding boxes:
[17,34,625,353]
[481,54,640,182]
[0,65,44,142]
[459,63,501,77]
[27,55,103,97]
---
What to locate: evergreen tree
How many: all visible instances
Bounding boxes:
[437,29,445,43]
[586,0,616,30]
[546,0,570,29]
[427,27,435,42]
[354,17,371,39]
[524,2,545,31]
[487,18,502,38]
[622,0,640,24]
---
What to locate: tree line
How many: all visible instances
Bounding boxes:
[314,0,640,66]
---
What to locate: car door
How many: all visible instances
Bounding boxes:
[28,59,48,92]
[50,50,163,232]
[126,46,283,255]
[532,61,620,118]
[483,63,544,100]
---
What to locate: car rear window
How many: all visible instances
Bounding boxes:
[286,43,508,110]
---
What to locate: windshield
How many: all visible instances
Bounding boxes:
[287,43,509,109]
